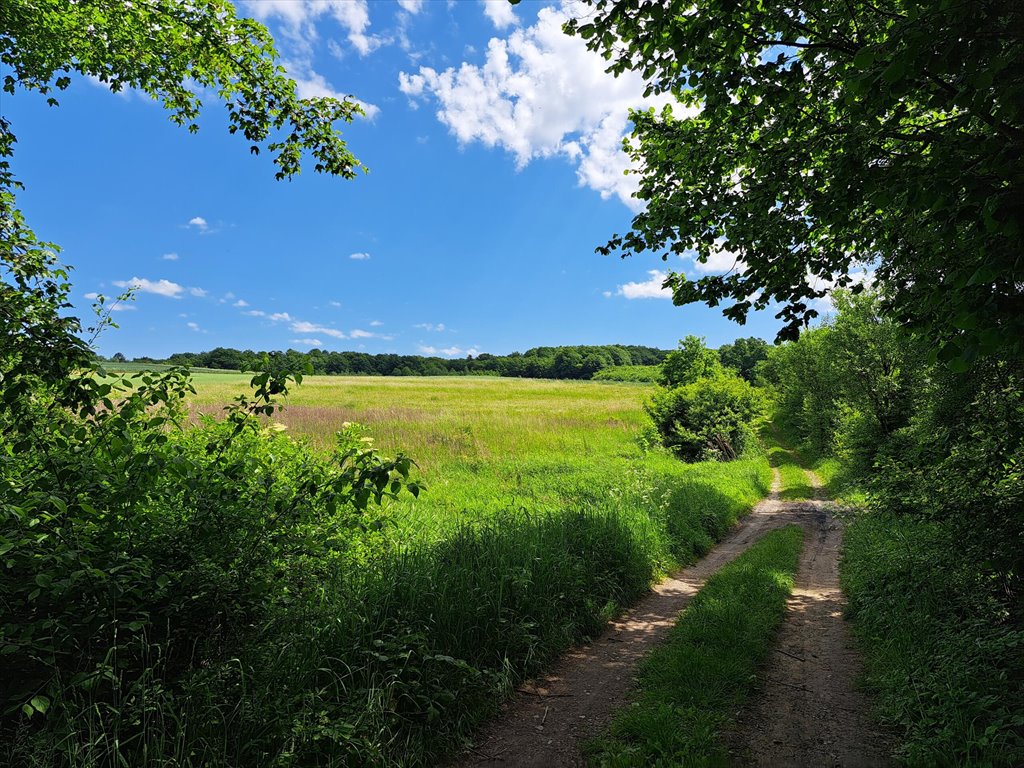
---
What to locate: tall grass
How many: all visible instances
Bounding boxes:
[842,513,1024,766]
[587,526,804,767]
[5,376,772,767]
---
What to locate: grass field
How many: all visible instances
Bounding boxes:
[186,374,770,551]
[15,372,771,767]
[171,374,773,765]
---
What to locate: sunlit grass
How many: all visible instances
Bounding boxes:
[587,525,804,767]
[187,375,769,548]
[165,374,775,765]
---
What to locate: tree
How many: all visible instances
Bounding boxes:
[565,0,1024,366]
[1,0,368,412]
[717,337,770,382]
[661,335,722,387]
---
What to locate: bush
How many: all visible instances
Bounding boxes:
[0,367,420,764]
[645,373,765,462]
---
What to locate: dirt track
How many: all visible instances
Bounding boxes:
[723,471,893,767]
[456,464,892,767]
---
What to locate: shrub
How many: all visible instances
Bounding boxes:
[645,373,765,462]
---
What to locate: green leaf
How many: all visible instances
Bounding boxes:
[29,696,50,715]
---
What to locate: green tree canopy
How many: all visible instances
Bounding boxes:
[661,335,722,387]
[566,0,1023,366]
[717,337,770,383]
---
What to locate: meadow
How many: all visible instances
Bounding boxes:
[185,373,768,550]
[155,372,772,765]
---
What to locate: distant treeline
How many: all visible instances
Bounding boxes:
[116,344,672,380]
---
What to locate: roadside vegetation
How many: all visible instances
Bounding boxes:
[761,291,1024,765]
[587,525,804,767]
[2,371,772,766]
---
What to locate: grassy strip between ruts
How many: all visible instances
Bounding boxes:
[585,525,804,767]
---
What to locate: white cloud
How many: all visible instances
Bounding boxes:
[807,268,876,312]
[233,299,249,307]
[369,319,384,327]
[291,338,324,347]
[243,0,383,58]
[349,251,371,260]
[398,1,688,209]
[84,292,99,300]
[187,216,208,232]
[481,0,518,29]
[397,0,424,13]
[161,252,179,261]
[243,309,266,317]
[329,301,343,307]
[283,59,381,118]
[189,287,208,298]
[616,270,672,300]
[414,322,446,332]
[349,328,376,338]
[268,312,293,322]
[684,242,748,275]
[113,277,186,299]
[291,320,346,339]
[418,344,480,357]
[109,304,136,312]
[187,322,201,331]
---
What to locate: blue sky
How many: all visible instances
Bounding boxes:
[4,0,789,359]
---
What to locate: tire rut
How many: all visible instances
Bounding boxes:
[722,469,894,767]
[457,468,808,767]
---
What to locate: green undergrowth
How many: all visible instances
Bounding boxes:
[586,525,804,767]
[842,513,1024,766]
[3,377,772,767]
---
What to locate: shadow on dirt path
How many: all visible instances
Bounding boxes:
[722,467,894,767]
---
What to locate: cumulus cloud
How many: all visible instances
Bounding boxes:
[414,322,446,332]
[189,287,208,298]
[233,299,249,307]
[399,1,688,209]
[283,59,380,118]
[397,0,424,13]
[807,268,876,312]
[187,216,208,232]
[481,0,518,29]
[369,320,384,327]
[616,270,672,300]
[418,344,480,357]
[240,0,382,123]
[329,301,343,307]
[113,277,187,299]
[291,320,346,339]
[161,252,179,261]
[187,322,201,331]
[349,252,371,260]
[291,338,324,347]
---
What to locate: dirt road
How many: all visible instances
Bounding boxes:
[456,461,891,767]
[723,471,893,767]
